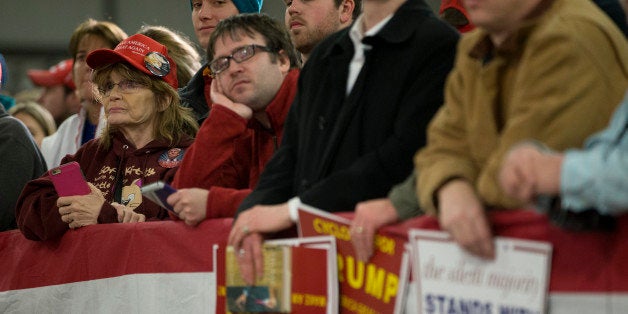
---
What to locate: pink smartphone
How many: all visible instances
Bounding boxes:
[48,161,91,196]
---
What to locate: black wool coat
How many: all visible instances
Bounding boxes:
[238,0,459,213]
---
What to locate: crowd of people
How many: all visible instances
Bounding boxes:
[1,0,628,292]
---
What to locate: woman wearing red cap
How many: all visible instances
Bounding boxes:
[15,34,198,241]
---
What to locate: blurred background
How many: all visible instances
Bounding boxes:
[0,0,440,96]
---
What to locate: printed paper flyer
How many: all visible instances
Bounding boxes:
[409,229,552,314]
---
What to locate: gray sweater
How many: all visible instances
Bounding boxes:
[0,105,47,231]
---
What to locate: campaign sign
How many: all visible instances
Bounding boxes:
[409,229,552,314]
[298,205,411,314]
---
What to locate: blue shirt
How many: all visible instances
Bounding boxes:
[81,119,96,145]
[561,92,628,214]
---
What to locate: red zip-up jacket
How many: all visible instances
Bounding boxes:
[172,69,299,218]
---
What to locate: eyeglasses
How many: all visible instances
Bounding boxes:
[209,44,273,76]
[98,80,147,96]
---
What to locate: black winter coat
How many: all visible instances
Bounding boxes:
[238,0,459,213]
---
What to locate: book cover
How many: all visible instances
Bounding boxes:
[140,181,176,212]
[226,244,291,313]
[268,236,339,314]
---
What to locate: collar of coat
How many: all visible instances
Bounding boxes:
[320,0,435,58]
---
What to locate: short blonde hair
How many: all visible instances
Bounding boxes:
[9,101,57,136]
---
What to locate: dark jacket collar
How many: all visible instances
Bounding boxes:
[365,0,434,45]
[178,63,210,122]
[321,0,434,58]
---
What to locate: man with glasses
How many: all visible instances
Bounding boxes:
[182,0,264,124]
[168,14,301,225]
[228,0,459,285]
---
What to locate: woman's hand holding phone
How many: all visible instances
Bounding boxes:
[57,183,105,229]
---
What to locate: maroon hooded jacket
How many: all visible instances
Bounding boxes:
[16,131,193,241]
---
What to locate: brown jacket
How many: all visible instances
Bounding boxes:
[416,0,628,214]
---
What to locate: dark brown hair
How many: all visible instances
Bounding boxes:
[207,13,301,69]
[335,0,362,20]
[69,19,128,58]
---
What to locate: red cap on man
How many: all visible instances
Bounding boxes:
[27,59,76,90]
[86,34,178,89]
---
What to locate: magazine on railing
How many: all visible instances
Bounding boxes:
[225,236,338,313]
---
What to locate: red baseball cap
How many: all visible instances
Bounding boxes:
[440,0,475,33]
[86,34,178,89]
[27,59,76,90]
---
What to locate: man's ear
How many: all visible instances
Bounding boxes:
[340,0,355,24]
[276,49,291,74]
